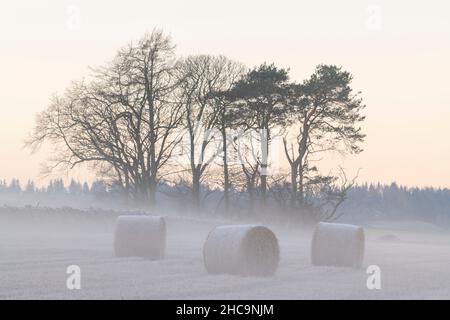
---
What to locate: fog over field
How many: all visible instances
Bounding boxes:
[2,208,450,300]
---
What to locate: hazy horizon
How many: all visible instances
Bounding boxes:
[1,0,449,188]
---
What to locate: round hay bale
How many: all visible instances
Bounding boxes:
[311,222,364,268]
[114,215,166,259]
[203,225,279,276]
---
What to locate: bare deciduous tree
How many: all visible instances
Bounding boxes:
[27,30,183,207]
[176,55,244,209]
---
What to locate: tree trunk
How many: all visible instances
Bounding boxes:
[297,124,309,214]
[298,160,304,209]
[290,162,298,209]
[221,126,230,212]
[124,172,131,206]
[260,175,267,203]
[248,180,256,213]
[260,128,269,204]
[192,170,201,209]
[148,176,157,208]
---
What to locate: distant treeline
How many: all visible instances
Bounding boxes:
[0,179,105,196]
[341,183,450,224]
[1,178,449,225]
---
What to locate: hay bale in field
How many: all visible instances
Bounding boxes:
[311,222,364,268]
[114,215,166,259]
[203,225,279,276]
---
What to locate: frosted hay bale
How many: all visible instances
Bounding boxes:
[311,222,364,268]
[203,225,279,276]
[114,215,166,259]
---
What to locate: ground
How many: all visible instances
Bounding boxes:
[1,215,450,299]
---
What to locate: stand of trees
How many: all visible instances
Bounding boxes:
[27,29,366,223]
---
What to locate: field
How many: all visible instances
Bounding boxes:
[1,210,450,300]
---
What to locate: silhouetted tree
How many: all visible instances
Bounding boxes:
[8,179,21,193]
[27,30,183,208]
[68,179,82,195]
[176,55,244,208]
[283,65,365,221]
[25,180,36,194]
[229,63,290,205]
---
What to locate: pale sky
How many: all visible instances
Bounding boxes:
[0,0,449,187]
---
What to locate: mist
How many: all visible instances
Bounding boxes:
[2,180,450,299]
